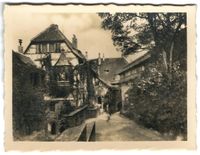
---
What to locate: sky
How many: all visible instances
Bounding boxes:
[6,8,121,59]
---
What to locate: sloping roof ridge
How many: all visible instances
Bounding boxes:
[118,51,151,74]
[57,28,72,45]
[56,28,85,60]
[126,51,150,66]
[89,57,124,61]
[13,50,36,66]
[31,24,55,42]
[26,24,85,60]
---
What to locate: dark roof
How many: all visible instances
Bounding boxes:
[54,52,72,66]
[13,51,36,66]
[89,57,128,84]
[31,24,66,43]
[24,24,85,60]
[118,52,151,75]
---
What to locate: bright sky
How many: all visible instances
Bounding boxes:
[6,6,121,59]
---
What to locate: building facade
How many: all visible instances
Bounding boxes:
[12,51,46,138]
[89,55,127,113]
[117,50,151,111]
[22,24,92,135]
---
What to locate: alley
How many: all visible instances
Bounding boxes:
[86,112,164,141]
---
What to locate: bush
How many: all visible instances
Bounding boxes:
[126,62,187,139]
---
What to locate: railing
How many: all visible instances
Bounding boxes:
[88,122,96,141]
[65,105,88,128]
[77,124,87,141]
[78,122,96,142]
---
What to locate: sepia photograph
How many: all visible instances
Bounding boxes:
[4,3,196,150]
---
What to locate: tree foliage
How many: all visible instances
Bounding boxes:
[99,13,186,71]
[125,62,187,138]
[13,63,46,138]
[99,13,187,138]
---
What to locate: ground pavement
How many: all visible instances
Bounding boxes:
[86,112,164,141]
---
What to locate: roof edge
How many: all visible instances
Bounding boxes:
[118,52,151,75]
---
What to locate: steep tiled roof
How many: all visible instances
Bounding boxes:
[24,24,85,60]
[124,49,149,63]
[118,51,151,75]
[89,57,128,84]
[31,24,65,43]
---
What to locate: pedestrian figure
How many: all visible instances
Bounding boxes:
[107,109,112,122]
[107,113,111,122]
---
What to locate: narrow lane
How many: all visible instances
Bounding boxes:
[88,112,164,141]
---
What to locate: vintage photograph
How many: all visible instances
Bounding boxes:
[4,4,196,150]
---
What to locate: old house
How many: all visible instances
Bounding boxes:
[117,49,151,111]
[12,51,46,138]
[24,24,84,68]
[89,53,127,113]
[23,24,98,135]
[21,24,89,134]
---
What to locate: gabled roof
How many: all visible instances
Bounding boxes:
[31,24,65,43]
[90,67,113,88]
[54,52,71,66]
[24,24,85,60]
[118,51,151,75]
[89,57,128,84]
[13,51,36,66]
[124,49,149,63]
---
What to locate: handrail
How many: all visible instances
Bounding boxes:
[77,121,96,142]
[67,105,88,117]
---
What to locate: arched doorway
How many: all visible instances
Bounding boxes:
[51,122,56,135]
[117,101,122,111]
[97,96,102,105]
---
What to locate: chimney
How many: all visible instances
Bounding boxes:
[72,34,78,48]
[51,24,58,30]
[98,53,101,66]
[102,53,105,61]
[18,39,23,53]
[85,51,88,59]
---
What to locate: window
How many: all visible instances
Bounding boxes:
[30,72,39,87]
[125,71,130,77]
[132,69,136,74]
[141,66,145,71]
[35,44,43,53]
[55,43,61,53]
[49,43,56,53]
[121,74,125,79]
[42,44,47,53]
[36,44,40,54]
[49,103,55,111]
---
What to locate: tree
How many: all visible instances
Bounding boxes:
[99,13,186,72]
[99,13,187,138]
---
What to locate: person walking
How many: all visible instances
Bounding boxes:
[107,105,112,122]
